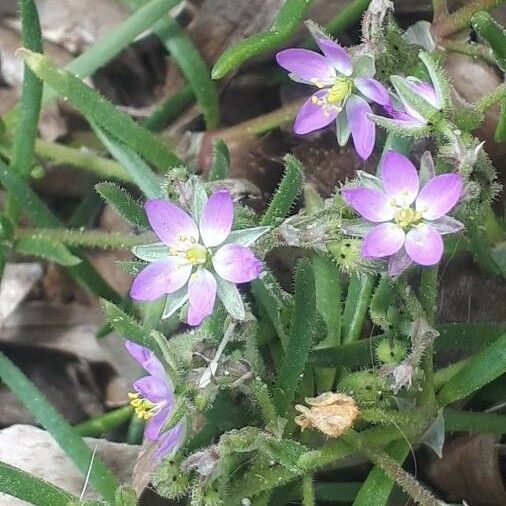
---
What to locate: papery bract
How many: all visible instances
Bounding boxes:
[276,23,390,160]
[342,150,464,276]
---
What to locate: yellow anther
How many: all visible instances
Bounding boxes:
[327,80,352,105]
[185,244,207,265]
[394,207,422,229]
[128,392,139,399]
[129,393,158,420]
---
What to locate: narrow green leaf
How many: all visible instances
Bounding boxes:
[275,259,316,415]
[472,11,506,71]
[15,236,81,266]
[437,333,506,406]
[95,182,149,229]
[260,154,304,227]
[209,139,230,181]
[93,125,162,199]
[0,461,76,506]
[342,274,375,344]
[212,0,314,79]
[10,0,42,179]
[0,353,119,502]
[0,159,121,303]
[20,49,181,170]
[444,408,506,434]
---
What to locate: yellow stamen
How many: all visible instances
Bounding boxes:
[326,80,352,105]
[129,392,157,420]
[185,244,207,265]
[394,207,422,229]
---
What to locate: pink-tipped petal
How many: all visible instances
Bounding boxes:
[133,376,171,403]
[380,150,419,206]
[388,248,413,277]
[407,79,441,109]
[294,91,339,134]
[187,269,217,326]
[145,199,198,248]
[405,224,444,265]
[361,223,405,258]
[199,190,234,247]
[125,341,166,379]
[416,173,463,220]
[130,258,192,301]
[276,48,335,84]
[354,77,392,106]
[213,244,263,284]
[341,188,394,222]
[346,94,375,160]
[314,37,353,76]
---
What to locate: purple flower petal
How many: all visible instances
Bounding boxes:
[125,341,166,379]
[388,248,413,277]
[416,174,463,220]
[276,48,335,85]
[341,188,394,222]
[405,224,443,265]
[313,37,353,76]
[380,150,419,206]
[428,216,464,235]
[187,269,217,326]
[145,199,198,248]
[407,79,441,109]
[346,94,375,160]
[362,223,405,258]
[388,109,427,128]
[354,77,392,107]
[133,376,172,403]
[213,244,263,283]
[199,190,234,247]
[294,91,338,135]
[155,421,186,460]
[130,258,192,301]
[145,406,171,441]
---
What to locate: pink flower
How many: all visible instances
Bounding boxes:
[275,24,390,160]
[126,341,185,461]
[342,150,464,276]
[130,190,264,326]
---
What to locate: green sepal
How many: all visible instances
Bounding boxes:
[419,51,450,111]
[391,75,440,121]
[371,114,431,138]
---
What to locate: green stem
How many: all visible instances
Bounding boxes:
[433,358,469,390]
[17,228,151,249]
[302,474,315,506]
[74,406,133,437]
[418,267,438,408]
[34,139,131,181]
[249,379,278,427]
[476,82,506,112]
[433,0,505,38]
[444,408,506,434]
[442,40,496,65]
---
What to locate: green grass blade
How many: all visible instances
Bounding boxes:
[0,353,119,503]
[93,124,162,198]
[209,139,230,181]
[274,259,316,415]
[15,236,82,266]
[0,159,121,303]
[212,0,314,79]
[0,462,77,506]
[124,0,219,129]
[342,274,375,344]
[437,333,506,406]
[10,0,42,179]
[20,49,181,170]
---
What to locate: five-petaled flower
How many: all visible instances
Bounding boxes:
[126,341,185,461]
[276,23,390,160]
[342,150,464,276]
[130,190,265,326]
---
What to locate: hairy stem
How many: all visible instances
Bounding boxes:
[433,0,505,38]
[476,82,506,112]
[442,40,496,65]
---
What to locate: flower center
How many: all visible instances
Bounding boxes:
[129,392,165,420]
[394,207,422,229]
[311,79,353,116]
[185,244,208,265]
